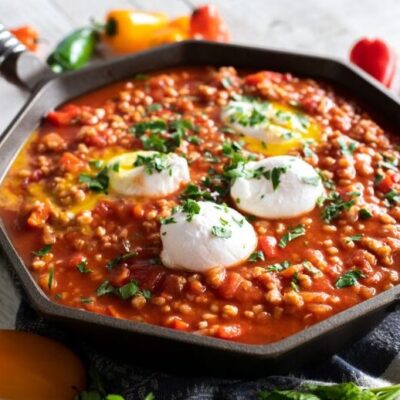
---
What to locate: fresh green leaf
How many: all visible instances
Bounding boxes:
[134,153,171,175]
[384,189,400,206]
[147,103,162,112]
[278,225,306,248]
[322,192,356,223]
[181,199,201,222]
[291,271,300,292]
[359,208,372,219]
[48,266,54,289]
[159,216,176,225]
[346,234,363,243]
[116,281,140,300]
[180,184,214,201]
[96,280,115,296]
[301,176,321,186]
[106,252,137,270]
[80,167,109,193]
[32,244,52,257]
[76,260,91,274]
[211,225,232,239]
[267,260,290,272]
[335,269,365,288]
[249,251,265,262]
[338,139,358,157]
[89,159,104,169]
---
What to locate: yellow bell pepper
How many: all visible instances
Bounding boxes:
[102,9,169,53]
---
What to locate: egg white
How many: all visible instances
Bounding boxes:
[107,151,190,198]
[231,156,324,219]
[160,201,257,272]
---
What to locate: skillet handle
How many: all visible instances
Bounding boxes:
[0,23,54,91]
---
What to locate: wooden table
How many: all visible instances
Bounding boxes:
[1,0,400,329]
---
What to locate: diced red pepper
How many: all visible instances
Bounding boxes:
[68,253,86,269]
[259,235,278,258]
[46,104,81,126]
[217,271,243,299]
[84,133,108,148]
[350,38,397,88]
[377,172,400,193]
[169,318,189,331]
[190,4,230,42]
[59,152,85,173]
[216,324,242,339]
[244,71,285,86]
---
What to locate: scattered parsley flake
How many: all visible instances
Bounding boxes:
[267,260,290,272]
[359,208,373,219]
[181,199,201,222]
[134,153,171,175]
[48,267,54,289]
[106,252,137,270]
[336,269,365,288]
[76,260,91,274]
[278,224,306,248]
[322,192,356,223]
[32,244,52,257]
[249,251,265,262]
[211,225,232,239]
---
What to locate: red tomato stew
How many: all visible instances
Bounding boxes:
[1,67,399,345]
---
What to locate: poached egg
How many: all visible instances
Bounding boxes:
[231,155,323,219]
[107,151,190,197]
[221,97,320,156]
[160,201,257,272]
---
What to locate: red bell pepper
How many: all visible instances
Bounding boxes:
[259,235,278,258]
[350,38,397,88]
[46,104,81,126]
[190,4,230,42]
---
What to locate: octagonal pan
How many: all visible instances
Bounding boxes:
[0,24,400,376]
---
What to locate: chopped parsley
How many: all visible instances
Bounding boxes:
[267,260,290,272]
[221,77,232,89]
[48,267,54,289]
[384,189,400,206]
[88,159,104,169]
[181,199,201,222]
[147,103,162,112]
[79,167,109,193]
[211,225,232,239]
[321,192,356,223]
[76,260,91,274]
[32,244,52,257]
[160,216,176,225]
[338,139,358,157]
[106,252,137,270]
[301,175,321,186]
[134,153,171,175]
[96,279,151,300]
[263,166,288,190]
[278,224,306,248]
[346,234,363,243]
[316,169,336,190]
[130,118,195,153]
[335,269,365,288]
[249,251,265,262]
[291,271,300,292]
[359,208,373,219]
[180,183,214,201]
[80,297,93,304]
[302,139,316,157]
[226,96,268,127]
[303,261,322,276]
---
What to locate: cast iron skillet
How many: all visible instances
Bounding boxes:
[1,24,400,377]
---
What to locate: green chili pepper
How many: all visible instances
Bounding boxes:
[47,27,98,73]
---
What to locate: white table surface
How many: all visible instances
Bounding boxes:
[1,0,400,330]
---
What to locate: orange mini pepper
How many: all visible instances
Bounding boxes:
[102,9,169,53]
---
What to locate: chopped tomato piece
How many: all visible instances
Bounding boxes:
[46,104,81,126]
[109,266,131,286]
[27,203,51,228]
[68,253,86,268]
[259,235,278,257]
[280,264,303,278]
[59,152,84,173]
[190,4,230,42]
[216,324,242,339]
[217,271,243,299]
[84,133,108,148]
[377,172,400,193]
[169,318,189,331]
[244,71,285,85]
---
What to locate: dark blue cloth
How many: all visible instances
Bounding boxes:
[16,299,400,399]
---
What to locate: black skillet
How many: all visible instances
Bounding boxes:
[0,23,400,377]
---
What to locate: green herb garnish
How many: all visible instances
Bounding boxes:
[76,260,91,274]
[346,234,363,243]
[278,225,305,248]
[211,225,232,239]
[321,192,356,223]
[249,251,265,262]
[48,267,54,289]
[335,269,365,288]
[267,260,290,272]
[338,139,358,157]
[106,252,137,270]
[32,244,52,257]
[159,217,176,225]
[79,167,109,193]
[359,208,372,219]
[134,153,171,175]
[181,199,201,222]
